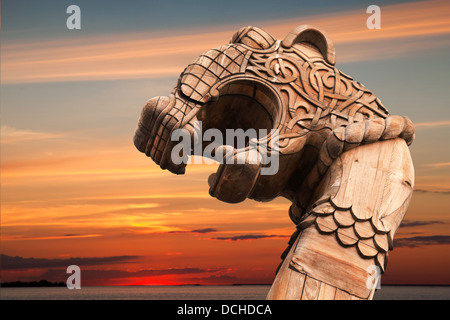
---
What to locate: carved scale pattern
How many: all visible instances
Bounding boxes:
[135,26,415,286]
[294,197,390,274]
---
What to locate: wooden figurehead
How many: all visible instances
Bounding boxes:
[134,25,415,300]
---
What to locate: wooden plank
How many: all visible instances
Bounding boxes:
[335,289,353,300]
[266,234,301,300]
[317,282,337,300]
[301,276,321,300]
[331,139,395,220]
[377,138,415,233]
[266,265,290,300]
[335,289,362,300]
[284,269,306,300]
[292,227,373,298]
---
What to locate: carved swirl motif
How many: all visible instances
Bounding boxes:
[247,47,390,125]
[134,25,416,299]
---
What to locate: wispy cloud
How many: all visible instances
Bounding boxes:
[3,234,103,241]
[0,126,65,144]
[394,235,450,248]
[414,188,450,195]
[212,234,288,241]
[1,254,140,270]
[191,228,218,234]
[426,162,450,168]
[400,220,445,228]
[2,0,449,84]
[415,120,450,129]
[413,181,450,194]
[168,228,218,234]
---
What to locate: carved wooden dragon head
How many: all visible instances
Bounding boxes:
[134,26,415,299]
[135,24,413,212]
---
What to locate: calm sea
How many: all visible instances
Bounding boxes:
[1,285,450,300]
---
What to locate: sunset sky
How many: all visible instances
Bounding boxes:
[1,0,450,287]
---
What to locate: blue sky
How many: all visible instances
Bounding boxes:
[3,0,416,39]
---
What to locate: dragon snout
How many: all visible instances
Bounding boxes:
[134,94,195,174]
[134,95,170,155]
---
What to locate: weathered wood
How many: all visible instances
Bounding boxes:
[302,276,321,300]
[335,289,362,300]
[274,138,413,299]
[291,227,375,298]
[336,226,358,246]
[284,270,306,300]
[354,220,375,239]
[317,282,337,300]
[334,209,354,227]
[133,24,415,300]
[266,234,302,300]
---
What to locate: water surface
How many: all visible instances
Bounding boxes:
[2,285,449,300]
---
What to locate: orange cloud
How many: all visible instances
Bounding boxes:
[2,0,449,84]
[426,162,450,168]
[415,120,450,129]
[1,126,67,144]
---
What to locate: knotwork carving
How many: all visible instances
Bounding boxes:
[134,25,415,300]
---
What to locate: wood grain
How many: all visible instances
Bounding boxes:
[134,24,415,300]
